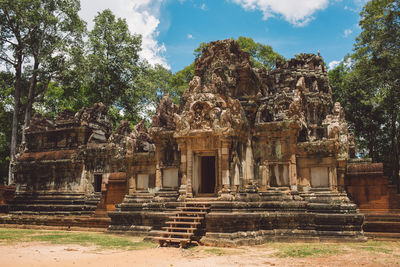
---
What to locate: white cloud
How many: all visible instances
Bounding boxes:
[231,0,329,27]
[328,60,341,70]
[187,34,194,39]
[344,0,368,12]
[79,0,169,69]
[200,3,207,11]
[344,57,353,67]
[328,57,353,70]
[343,28,353,38]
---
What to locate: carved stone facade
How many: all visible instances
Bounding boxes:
[108,40,365,243]
[140,40,351,200]
[9,103,129,216]
[8,39,369,243]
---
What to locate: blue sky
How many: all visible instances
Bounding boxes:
[80,0,367,72]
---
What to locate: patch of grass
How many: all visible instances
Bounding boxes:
[0,228,156,250]
[203,248,226,256]
[347,241,393,254]
[0,228,37,242]
[271,243,341,258]
[30,232,155,250]
[268,241,398,258]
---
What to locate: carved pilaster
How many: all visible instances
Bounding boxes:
[186,148,193,198]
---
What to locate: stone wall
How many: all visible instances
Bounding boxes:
[346,159,399,211]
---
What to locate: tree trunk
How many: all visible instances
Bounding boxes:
[368,131,375,161]
[391,107,399,192]
[21,59,40,144]
[8,53,23,185]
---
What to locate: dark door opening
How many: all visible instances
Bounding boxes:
[200,156,216,194]
[94,174,102,192]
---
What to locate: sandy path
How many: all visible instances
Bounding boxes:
[1,243,256,267]
[1,242,399,267]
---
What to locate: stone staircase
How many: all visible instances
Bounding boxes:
[362,211,400,240]
[8,192,102,216]
[154,202,210,247]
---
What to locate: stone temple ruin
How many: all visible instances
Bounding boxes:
[4,39,394,246]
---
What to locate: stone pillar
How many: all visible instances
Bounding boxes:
[180,150,187,185]
[51,165,56,191]
[186,143,193,198]
[289,154,297,191]
[259,164,269,191]
[329,166,338,191]
[245,139,254,185]
[128,166,136,194]
[177,141,187,200]
[221,141,230,188]
[218,140,235,201]
[337,160,346,192]
[155,145,162,189]
[234,163,240,187]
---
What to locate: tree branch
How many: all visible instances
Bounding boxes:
[0,55,16,66]
[0,37,17,47]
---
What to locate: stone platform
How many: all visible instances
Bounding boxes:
[108,188,366,246]
[0,191,109,230]
[9,192,101,216]
[0,214,110,231]
[362,210,400,241]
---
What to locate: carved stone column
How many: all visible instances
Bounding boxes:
[155,145,162,189]
[218,140,234,200]
[128,166,136,194]
[259,164,269,191]
[186,146,193,198]
[289,153,297,191]
[177,140,187,200]
[245,138,254,185]
[337,160,346,192]
[329,166,338,191]
[221,140,230,188]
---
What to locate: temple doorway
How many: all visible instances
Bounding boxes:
[94,174,102,192]
[199,156,216,194]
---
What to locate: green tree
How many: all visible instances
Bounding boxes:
[355,0,400,189]
[236,36,283,70]
[117,62,172,123]
[168,63,194,103]
[86,9,141,108]
[0,72,16,184]
[329,0,400,189]
[0,0,85,184]
[329,58,385,161]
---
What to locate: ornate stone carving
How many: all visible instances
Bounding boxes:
[129,121,155,153]
[151,94,178,131]
[75,102,112,143]
[25,113,55,133]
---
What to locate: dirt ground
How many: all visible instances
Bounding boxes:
[1,242,400,267]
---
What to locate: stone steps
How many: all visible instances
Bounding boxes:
[162,226,198,231]
[363,211,400,235]
[0,214,110,229]
[364,221,400,232]
[165,221,201,226]
[168,216,203,220]
[8,192,101,215]
[364,232,400,241]
[9,211,96,216]
[155,202,210,248]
